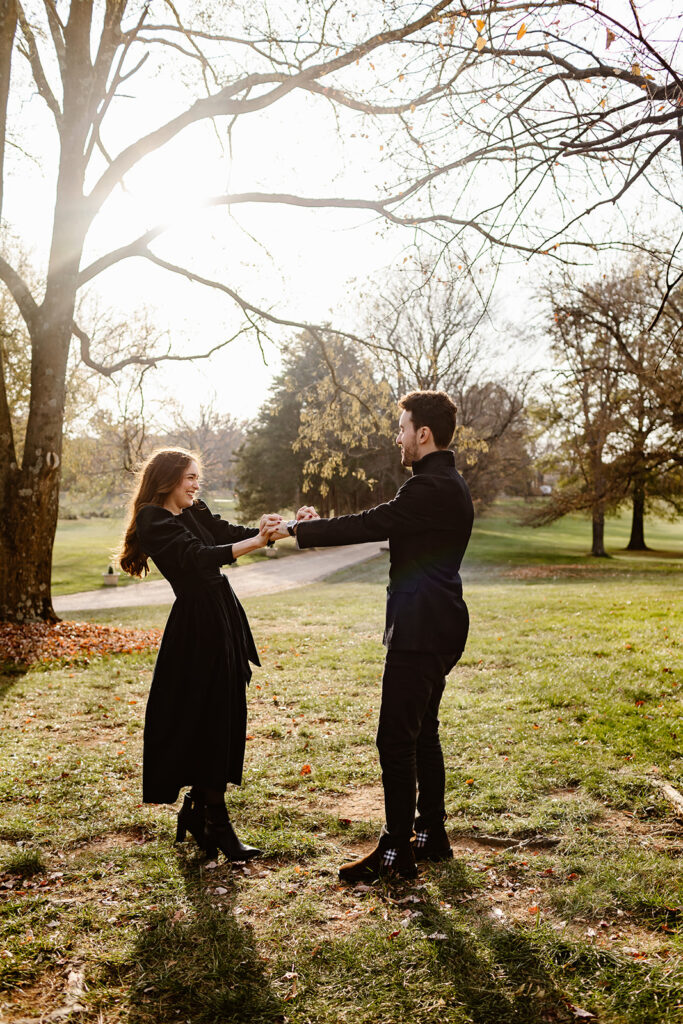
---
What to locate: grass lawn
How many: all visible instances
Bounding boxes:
[2,549,683,1022]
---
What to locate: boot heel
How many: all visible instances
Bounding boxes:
[175,819,187,843]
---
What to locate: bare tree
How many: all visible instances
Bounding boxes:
[1,0,681,620]
[163,399,246,493]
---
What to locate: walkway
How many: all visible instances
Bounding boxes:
[53,543,386,613]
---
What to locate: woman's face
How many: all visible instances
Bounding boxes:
[168,460,200,511]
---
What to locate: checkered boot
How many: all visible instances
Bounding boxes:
[412,816,453,863]
[338,828,418,883]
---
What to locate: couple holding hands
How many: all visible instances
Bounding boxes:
[119,390,473,883]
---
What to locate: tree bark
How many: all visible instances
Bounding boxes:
[591,509,608,557]
[626,479,649,551]
[0,0,17,223]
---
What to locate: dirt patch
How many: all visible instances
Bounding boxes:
[600,808,683,851]
[68,825,155,852]
[315,785,385,822]
[547,787,581,800]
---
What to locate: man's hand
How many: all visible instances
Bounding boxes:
[295,506,319,521]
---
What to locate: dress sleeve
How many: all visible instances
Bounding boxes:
[192,500,260,544]
[136,504,237,569]
[296,475,441,548]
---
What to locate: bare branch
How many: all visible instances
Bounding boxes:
[15,1,62,123]
[72,319,253,377]
[86,0,454,212]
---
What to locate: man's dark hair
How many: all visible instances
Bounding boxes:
[398,390,457,448]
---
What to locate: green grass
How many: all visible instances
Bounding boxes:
[467,499,683,568]
[2,551,683,1022]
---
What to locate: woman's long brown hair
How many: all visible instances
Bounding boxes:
[119,448,201,578]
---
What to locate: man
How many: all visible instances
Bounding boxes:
[274,390,473,882]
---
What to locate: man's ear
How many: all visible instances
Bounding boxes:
[418,426,431,444]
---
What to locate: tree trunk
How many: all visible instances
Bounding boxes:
[626,480,648,551]
[0,464,61,621]
[591,509,608,557]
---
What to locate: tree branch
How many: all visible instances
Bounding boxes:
[85,0,454,213]
[72,319,253,377]
[0,255,39,332]
[15,1,62,123]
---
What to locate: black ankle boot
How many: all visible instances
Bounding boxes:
[339,828,417,883]
[175,792,207,850]
[203,802,262,862]
[412,816,453,862]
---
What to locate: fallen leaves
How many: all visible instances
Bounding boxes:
[0,620,162,667]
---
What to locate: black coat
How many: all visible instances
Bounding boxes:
[296,450,473,654]
[135,500,260,804]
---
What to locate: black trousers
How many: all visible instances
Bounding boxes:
[376,649,460,844]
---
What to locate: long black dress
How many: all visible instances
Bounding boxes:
[134,500,260,804]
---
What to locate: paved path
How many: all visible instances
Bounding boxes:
[53,543,386,613]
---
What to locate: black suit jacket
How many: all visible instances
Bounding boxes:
[296,450,473,654]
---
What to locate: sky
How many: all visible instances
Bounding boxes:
[3,0,681,425]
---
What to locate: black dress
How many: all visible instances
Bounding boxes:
[134,500,260,804]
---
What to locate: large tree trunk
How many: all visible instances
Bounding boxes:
[626,479,648,551]
[0,461,61,622]
[0,3,96,623]
[591,509,608,557]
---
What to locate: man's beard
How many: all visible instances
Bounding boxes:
[400,443,419,467]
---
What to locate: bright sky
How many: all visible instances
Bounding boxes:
[3,0,680,423]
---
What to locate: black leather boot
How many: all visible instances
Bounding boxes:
[412,815,453,862]
[339,828,417,883]
[203,802,262,862]
[175,792,207,850]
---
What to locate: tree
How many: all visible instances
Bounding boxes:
[234,332,396,519]
[529,279,626,556]
[358,261,532,505]
[2,1,681,620]
[0,0,491,621]
[533,259,683,552]
[163,400,245,494]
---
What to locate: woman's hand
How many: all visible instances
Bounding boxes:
[258,513,283,547]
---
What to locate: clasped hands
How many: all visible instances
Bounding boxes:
[257,506,320,546]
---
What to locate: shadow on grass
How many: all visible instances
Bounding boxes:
[105,850,284,1024]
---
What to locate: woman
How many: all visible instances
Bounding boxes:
[119,447,280,861]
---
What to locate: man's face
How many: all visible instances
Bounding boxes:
[396,409,420,467]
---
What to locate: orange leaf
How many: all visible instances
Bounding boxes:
[516,23,527,40]
[465,778,474,785]
[475,18,485,31]
[528,905,540,913]
[300,764,312,776]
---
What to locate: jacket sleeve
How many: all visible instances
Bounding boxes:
[136,504,237,569]
[296,476,441,548]
[192,500,260,544]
